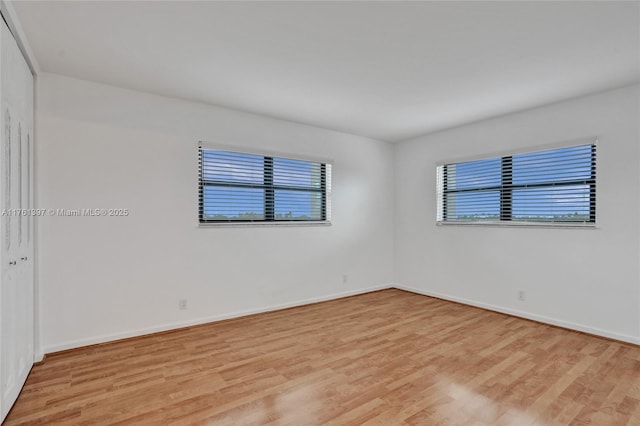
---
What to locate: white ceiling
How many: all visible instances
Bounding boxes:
[12,1,640,142]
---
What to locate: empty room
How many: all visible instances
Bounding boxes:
[1,0,639,424]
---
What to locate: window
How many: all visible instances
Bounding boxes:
[199,145,331,224]
[436,143,596,225]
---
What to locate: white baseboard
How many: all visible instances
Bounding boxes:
[394,284,640,345]
[43,284,392,354]
[42,283,639,354]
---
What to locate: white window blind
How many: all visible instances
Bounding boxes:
[199,146,331,223]
[436,143,596,225]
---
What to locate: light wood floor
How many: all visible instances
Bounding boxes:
[6,289,640,425]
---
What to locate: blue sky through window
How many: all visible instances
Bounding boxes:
[201,149,324,221]
[274,158,321,187]
[512,145,592,185]
[447,158,501,190]
[444,145,594,222]
[512,185,590,220]
[447,191,500,220]
[203,186,264,219]
[201,151,263,184]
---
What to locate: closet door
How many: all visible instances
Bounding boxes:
[0,17,34,422]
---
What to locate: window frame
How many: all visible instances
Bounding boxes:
[436,139,597,228]
[198,142,332,227]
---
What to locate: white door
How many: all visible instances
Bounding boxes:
[0,17,34,422]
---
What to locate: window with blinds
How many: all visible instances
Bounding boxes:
[436,143,596,225]
[199,146,331,224]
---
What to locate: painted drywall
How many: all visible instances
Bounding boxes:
[395,84,640,343]
[36,73,395,353]
[35,72,640,354]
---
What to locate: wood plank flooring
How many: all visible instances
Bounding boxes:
[6,289,640,425]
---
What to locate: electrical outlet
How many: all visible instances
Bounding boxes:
[342,274,348,284]
[179,299,187,310]
[518,290,526,302]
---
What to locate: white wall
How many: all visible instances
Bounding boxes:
[36,73,640,353]
[36,73,395,353]
[395,84,640,343]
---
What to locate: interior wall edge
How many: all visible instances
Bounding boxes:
[0,0,39,74]
[32,74,41,365]
[395,82,640,146]
[395,284,640,346]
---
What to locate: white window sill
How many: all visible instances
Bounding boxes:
[199,221,331,228]
[436,221,597,229]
